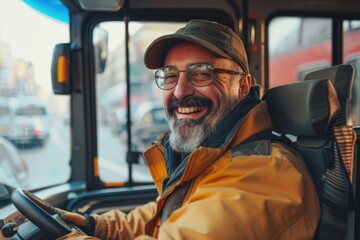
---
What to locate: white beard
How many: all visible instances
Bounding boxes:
[166,93,239,153]
[168,118,211,153]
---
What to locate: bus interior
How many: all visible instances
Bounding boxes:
[0,0,359,239]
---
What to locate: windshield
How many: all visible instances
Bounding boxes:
[0,0,70,190]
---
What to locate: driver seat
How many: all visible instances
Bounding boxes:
[262,64,356,240]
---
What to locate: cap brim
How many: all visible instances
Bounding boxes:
[144,33,233,69]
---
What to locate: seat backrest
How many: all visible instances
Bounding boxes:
[262,64,356,240]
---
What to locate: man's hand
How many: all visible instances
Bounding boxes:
[55,208,96,236]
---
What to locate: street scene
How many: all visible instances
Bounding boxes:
[15,115,152,190]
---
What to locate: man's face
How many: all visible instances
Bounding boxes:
[162,42,249,153]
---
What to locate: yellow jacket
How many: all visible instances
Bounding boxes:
[59,101,320,240]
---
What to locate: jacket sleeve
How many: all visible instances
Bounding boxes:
[57,201,158,240]
[92,201,157,239]
[155,144,320,240]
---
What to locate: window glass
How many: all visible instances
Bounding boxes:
[96,22,183,183]
[344,20,360,126]
[268,17,332,88]
[0,0,70,189]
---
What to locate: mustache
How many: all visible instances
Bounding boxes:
[167,96,213,112]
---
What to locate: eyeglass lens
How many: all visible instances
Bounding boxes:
[155,64,214,90]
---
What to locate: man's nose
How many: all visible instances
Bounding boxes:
[173,72,194,100]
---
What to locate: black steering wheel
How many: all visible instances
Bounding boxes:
[11,188,72,238]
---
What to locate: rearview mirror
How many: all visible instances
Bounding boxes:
[93,26,109,73]
[51,43,71,95]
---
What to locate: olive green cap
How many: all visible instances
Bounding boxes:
[144,19,249,72]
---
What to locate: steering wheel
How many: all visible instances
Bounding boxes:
[11,188,72,238]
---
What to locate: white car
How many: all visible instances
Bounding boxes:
[5,97,51,148]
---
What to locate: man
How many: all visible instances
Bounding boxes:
[58,19,320,239]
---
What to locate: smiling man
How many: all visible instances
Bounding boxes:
[58,19,320,240]
[162,43,249,154]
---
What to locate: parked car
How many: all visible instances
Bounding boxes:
[0,136,28,188]
[5,97,51,148]
[109,107,127,134]
[122,101,168,151]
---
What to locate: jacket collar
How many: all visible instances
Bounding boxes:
[144,100,273,194]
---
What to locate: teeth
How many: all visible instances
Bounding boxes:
[178,106,204,113]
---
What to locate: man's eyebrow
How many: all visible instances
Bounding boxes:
[185,62,211,67]
[163,62,212,69]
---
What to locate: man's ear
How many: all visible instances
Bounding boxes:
[238,74,252,97]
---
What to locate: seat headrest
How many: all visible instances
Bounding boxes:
[305,64,354,100]
[262,79,340,137]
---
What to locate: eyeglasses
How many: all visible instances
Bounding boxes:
[154,63,246,90]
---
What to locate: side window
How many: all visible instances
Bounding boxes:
[268,17,332,88]
[344,20,360,126]
[268,17,360,126]
[95,22,183,183]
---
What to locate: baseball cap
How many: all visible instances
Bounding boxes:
[144,19,249,72]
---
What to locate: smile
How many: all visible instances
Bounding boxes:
[177,106,205,114]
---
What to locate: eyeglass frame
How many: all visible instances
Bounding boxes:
[154,62,246,90]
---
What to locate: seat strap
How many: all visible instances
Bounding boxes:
[315,126,356,240]
[240,131,273,145]
[333,125,357,184]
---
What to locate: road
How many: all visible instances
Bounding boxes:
[19,116,152,190]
